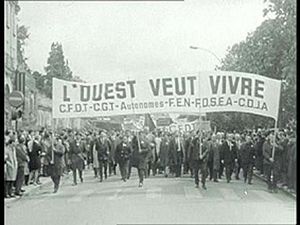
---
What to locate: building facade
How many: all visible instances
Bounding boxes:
[5,1,20,129]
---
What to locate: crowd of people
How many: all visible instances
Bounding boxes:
[4,126,297,198]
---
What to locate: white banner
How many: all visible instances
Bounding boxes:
[52,71,281,120]
[158,120,211,133]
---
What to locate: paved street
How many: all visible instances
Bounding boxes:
[5,168,296,225]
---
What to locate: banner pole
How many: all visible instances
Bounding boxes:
[51,118,55,164]
[271,119,278,160]
[137,130,141,152]
[272,80,282,160]
[198,73,202,157]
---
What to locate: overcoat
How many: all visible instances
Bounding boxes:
[220,141,237,166]
[49,143,65,176]
[69,139,85,171]
[5,145,18,181]
[131,136,150,170]
[240,142,256,165]
[29,141,42,171]
[159,137,170,167]
[211,142,220,170]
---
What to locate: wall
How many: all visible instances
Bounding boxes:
[4,1,19,130]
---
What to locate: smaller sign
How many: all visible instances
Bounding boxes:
[8,91,24,108]
[194,121,211,132]
[156,118,172,127]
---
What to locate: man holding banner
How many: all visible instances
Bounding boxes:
[263,131,283,193]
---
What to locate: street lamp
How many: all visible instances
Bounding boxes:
[189,46,222,68]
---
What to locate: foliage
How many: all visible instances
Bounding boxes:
[32,71,45,91]
[43,42,73,98]
[212,0,296,131]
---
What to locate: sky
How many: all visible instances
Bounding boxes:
[18,0,267,83]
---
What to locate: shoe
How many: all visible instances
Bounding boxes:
[80,178,83,183]
[9,194,16,198]
[99,179,103,183]
[53,188,58,193]
[138,183,143,187]
[15,192,23,196]
[236,177,240,180]
[248,182,253,185]
[72,183,77,186]
[202,184,207,190]
[227,180,230,183]
[164,174,168,178]
[213,179,219,183]
[21,189,25,192]
[36,182,42,185]
[195,184,199,188]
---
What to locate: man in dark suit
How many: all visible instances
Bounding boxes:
[240,135,256,184]
[69,132,85,185]
[170,132,184,178]
[220,134,238,183]
[190,131,209,189]
[95,131,110,182]
[50,137,65,193]
[131,131,151,187]
[115,135,131,182]
[183,132,194,177]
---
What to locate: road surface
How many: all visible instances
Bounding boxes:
[5,168,296,225]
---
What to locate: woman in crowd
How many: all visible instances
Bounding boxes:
[28,134,42,185]
[15,136,29,196]
[5,136,18,198]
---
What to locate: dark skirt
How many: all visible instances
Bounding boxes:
[29,157,41,172]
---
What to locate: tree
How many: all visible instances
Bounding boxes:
[43,42,73,98]
[32,71,45,91]
[212,0,296,131]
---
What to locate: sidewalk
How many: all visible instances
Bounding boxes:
[253,170,296,199]
[4,173,71,204]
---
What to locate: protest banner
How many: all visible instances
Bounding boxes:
[52,71,281,120]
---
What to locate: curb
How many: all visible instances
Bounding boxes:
[5,173,71,204]
[253,170,296,199]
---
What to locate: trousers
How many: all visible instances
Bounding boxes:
[99,160,108,180]
[193,160,207,185]
[119,160,129,180]
[15,166,25,194]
